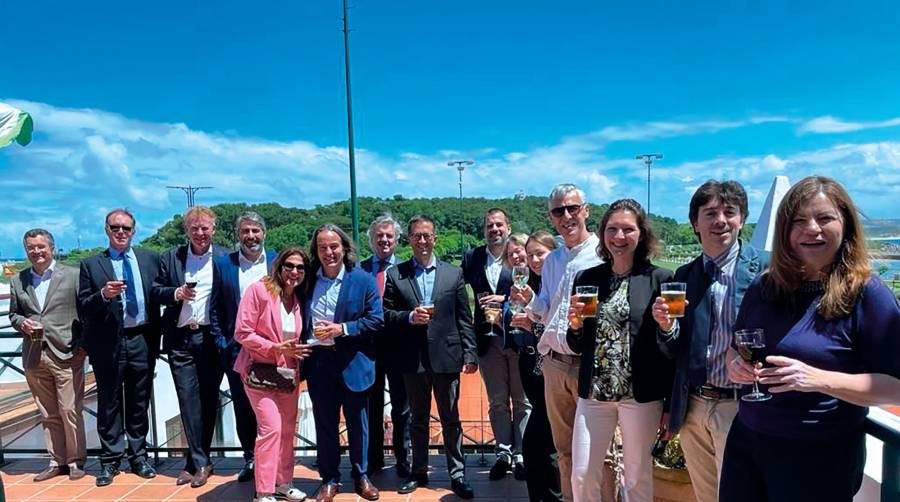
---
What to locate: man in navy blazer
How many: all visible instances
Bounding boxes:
[77,209,160,486]
[209,211,277,482]
[653,180,768,502]
[151,206,228,488]
[303,224,384,502]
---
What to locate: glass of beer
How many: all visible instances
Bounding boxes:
[420,301,435,318]
[30,321,44,342]
[575,286,599,318]
[661,282,687,318]
[313,323,329,340]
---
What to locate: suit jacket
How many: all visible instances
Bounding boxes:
[302,266,384,392]
[383,258,476,374]
[77,247,161,360]
[567,262,674,403]
[232,280,304,381]
[8,264,82,370]
[360,255,399,364]
[657,241,768,433]
[151,244,228,352]
[209,249,278,361]
[461,245,514,355]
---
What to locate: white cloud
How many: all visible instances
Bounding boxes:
[798,115,900,134]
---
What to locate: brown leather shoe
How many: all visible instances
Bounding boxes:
[355,476,380,501]
[176,470,193,486]
[315,481,339,502]
[191,465,214,488]
[33,466,64,482]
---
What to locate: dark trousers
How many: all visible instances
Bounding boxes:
[404,371,465,480]
[168,328,220,473]
[221,346,257,461]
[306,349,369,482]
[367,358,410,467]
[720,418,866,502]
[519,352,563,502]
[92,331,153,467]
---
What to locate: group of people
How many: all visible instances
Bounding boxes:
[7,175,899,502]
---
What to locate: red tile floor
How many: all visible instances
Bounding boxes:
[0,455,529,502]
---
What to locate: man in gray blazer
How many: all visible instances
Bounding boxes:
[8,228,86,481]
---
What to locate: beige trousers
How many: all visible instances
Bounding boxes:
[678,394,738,502]
[542,355,580,502]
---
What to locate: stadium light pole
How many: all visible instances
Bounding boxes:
[448,160,474,259]
[635,154,663,216]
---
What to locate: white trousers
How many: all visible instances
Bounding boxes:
[571,397,663,502]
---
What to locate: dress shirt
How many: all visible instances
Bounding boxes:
[532,233,602,356]
[485,247,504,293]
[310,265,346,346]
[177,245,214,327]
[238,249,268,297]
[109,246,147,328]
[30,260,57,311]
[703,239,740,388]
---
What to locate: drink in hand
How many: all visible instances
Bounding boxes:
[734,328,771,402]
[30,322,44,342]
[661,282,687,318]
[575,286,599,318]
[484,302,502,324]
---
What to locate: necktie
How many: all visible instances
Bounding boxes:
[376,260,387,297]
[123,252,139,317]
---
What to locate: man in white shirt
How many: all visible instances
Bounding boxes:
[210,211,278,482]
[462,208,531,480]
[152,206,228,488]
[512,184,602,501]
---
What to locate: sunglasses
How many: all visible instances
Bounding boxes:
[282,263,306,271]
[549,204,584,218]
[108,225,134,233]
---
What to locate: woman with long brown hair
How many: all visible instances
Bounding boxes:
[721,176,900,501]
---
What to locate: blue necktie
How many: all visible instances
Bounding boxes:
[122,253,139,317]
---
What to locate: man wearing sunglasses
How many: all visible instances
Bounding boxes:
[78,209,161,487]
[511,184,602,501]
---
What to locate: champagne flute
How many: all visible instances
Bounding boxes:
[734,329,772,402]
[509,265,530,336]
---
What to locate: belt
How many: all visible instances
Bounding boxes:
[549,351,580,365]
[176,324,210,333]
[693,385,739,400]
[122,325,147,337]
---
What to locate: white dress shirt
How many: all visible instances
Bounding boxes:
[178,246,214,327]
[31,260,57,311]
[238,249,268,297]
[532,233,602,356]
[485,247,504,293]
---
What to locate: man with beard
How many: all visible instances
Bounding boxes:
[210,211,277,482]
[461,208,530,480]
[152,206,228,487]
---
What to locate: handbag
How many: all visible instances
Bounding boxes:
[246,362,297,393]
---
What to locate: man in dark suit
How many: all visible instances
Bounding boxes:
[78,208,160,486]
[209,211,277,482]
[151,206,228,488]
[653,180,768,502]
[461,208,529,480]
[360,214,411,477]
[383,215,477,499]
[9,228,86,481]
[304,224,383,502]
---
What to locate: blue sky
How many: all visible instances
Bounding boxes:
[2,1,900,256]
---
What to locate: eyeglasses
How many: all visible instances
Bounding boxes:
[108,225,134,233]
[411,233,435,242]
[282,263,305,271]
[549,204,584,218]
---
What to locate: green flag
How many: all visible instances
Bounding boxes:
[0,102,34,147]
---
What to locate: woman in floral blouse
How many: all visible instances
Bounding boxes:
[566,199,675,502]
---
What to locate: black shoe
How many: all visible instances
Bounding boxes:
[237,460,255,482]
[395,461,411,478]
[513,461,526,480]
[367,459,384,476]
[95,464,119,487]
[397,473,428,494]
[131,460,157,479]
[488,458,511,480]
[451,478,475,499]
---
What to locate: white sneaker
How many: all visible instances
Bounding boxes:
[254,496,277,502]
[275,483,308,501]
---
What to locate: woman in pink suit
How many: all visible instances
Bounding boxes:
[234,247,313,502]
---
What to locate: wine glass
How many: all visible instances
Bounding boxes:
[734,329,772,402]
[509,265,530,336]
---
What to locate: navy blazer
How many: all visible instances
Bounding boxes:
[302,266,384,392]
[209,249,278,359]
[151,244,228,352]
[461,245,514,355]
[657,241,768,433]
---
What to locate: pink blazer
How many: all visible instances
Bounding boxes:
[233,280,304,380]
